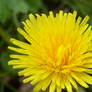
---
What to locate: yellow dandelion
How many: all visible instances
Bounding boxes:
[8,10,92,92]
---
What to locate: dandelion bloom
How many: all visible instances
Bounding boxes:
[8,10,92,92]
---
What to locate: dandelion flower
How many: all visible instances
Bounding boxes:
[8,10,92,92]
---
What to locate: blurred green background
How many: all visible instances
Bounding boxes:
[0,0,92,92]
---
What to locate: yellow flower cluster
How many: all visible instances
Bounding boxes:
[8,10,92,92]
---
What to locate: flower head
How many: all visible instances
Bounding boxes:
[8,10,92,92]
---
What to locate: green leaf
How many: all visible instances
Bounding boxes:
[79,87,87,92]
[7,0,29,14]
[0,51,18,76]
[0,0,11,23]
[27,0,47,13]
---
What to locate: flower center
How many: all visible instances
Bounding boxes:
[49,44,72,73]
[56,44,71,66]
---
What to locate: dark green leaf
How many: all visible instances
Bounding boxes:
[0,0,11,23]
[7,0,29,13]
[0,51,18,76]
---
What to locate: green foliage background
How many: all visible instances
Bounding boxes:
[0,0,92,92]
